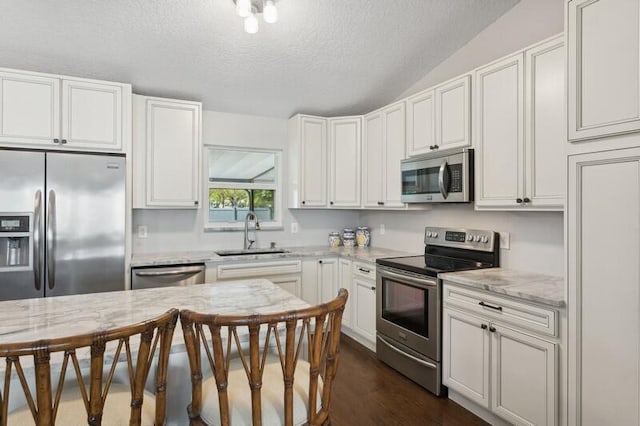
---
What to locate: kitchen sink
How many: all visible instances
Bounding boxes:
[215,248,290,256]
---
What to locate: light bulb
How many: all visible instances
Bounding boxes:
[244,13,259,34]
[236,0,251,17]
[263,0,278,23]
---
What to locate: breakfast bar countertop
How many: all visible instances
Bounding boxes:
[0,279,309,345]
[130,245,413,267]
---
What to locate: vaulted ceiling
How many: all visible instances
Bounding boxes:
[0,0,519,118]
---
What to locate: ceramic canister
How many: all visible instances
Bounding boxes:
[342,228,356,247]
[329,232,341,247]
[356,226,370,247]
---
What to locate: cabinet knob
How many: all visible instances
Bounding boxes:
[433,145,439,149]
[516,198,523,204]
[377,201,384,206]
[53,138,60,144]
[194,201,199,205]
[480,324,488,330]
[318,260,323,264]
[330,201,334,205]
[489,326,496,333]
[523,197,531,203]
[61,139,67,144]
[429,145,434,150]
[370,286,376,291]
[302,201,306,205]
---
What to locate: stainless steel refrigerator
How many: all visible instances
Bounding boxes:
[0,149,125,300]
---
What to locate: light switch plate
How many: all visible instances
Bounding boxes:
[380,224,385,235]
[137,225,148,239]
[499,232,510,250]
[291,222,299,233]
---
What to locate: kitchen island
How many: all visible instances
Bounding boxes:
[0,279,310,425]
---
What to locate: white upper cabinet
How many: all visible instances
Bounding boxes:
[406,90,435,156]
[568,0,640,142]
[329,117,361,207]
[133,95,202,209]
[61,79,124,151]
[435,75,471,151]
[362,111,385,207]
[476,36,564,210]
[0,68,130,152]
[475,53,524,208]
[288,115,328,208]
[362,102,406,208]
[0,71,60,145]
[406,74,471,157]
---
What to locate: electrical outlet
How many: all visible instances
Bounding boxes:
[137,225,148,239]
[291,222,299,233]
[380,224,385,235]
[499,232,510,250]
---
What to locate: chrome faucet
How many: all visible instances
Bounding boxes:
[243,211,260,250]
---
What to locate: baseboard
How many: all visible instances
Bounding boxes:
[448,390,512,426]
[341,328,376,352]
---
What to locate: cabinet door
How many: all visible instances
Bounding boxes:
[491,324,556,426]
[442,308,490,408]
[301,259,320,305]
[270,275,302,298]
[61,79,125,151]
[362,112,384,207]
[568,147,640,426]
[317,258,338,303]
[329,117,361,207]
[383,102,406,207]
[406,90,435,156]
[300,116,327,207]
[0,71,60,146]
[338,259,353,328]
[435,75,471,150]
[353,278,377,343]
[525,37,565,208]
[568,0,640,141]
[475,53,524,208]
[146,98,201,208]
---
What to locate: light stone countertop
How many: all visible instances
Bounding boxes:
[130,245,414,267]
[439,268,565,307]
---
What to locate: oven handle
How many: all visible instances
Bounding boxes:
[378,268,437,289]
[378,336,437,369]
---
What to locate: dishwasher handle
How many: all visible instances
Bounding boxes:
[133,265,205,277]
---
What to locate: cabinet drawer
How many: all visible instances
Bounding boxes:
[443,283,557,337]
[216,260,302,280]
[353,261,376,280]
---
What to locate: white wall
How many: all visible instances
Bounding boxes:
[132,110,358,253]
[397,0,564,99]
[361,207,563,276]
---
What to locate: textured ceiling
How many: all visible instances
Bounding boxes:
[0,0,519,118]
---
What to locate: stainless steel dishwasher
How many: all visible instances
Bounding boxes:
[131,264,206,289]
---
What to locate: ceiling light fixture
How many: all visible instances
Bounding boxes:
[233,0,279,34]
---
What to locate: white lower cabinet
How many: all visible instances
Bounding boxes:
[352,276,377,345]
[317,257,339,303]
[338,258,353,328]
[443,284,558,426]
[208,259,302,298]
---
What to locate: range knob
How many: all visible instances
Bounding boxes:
[467,235,473,242]
[474,235,481,242]
[432,232,438,238]
[426,231,433,238]
[481,236,489,243]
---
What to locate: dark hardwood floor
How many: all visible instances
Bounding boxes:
[330,334,489,426]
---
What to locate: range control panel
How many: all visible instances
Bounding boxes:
[424,227,497,252]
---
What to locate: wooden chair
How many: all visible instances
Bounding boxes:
[0,308,179,426]
[180,289,348,426]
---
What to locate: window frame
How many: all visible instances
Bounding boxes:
[204,146,283,231]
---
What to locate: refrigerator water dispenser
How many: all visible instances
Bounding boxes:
[0,214,32,271]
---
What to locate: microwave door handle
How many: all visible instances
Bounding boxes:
[438,160,449,199]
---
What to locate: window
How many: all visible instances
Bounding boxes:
[206,147,282,229]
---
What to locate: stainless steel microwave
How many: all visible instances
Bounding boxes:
[400,148,473,203]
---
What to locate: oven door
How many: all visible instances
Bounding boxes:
[376,266,440,361]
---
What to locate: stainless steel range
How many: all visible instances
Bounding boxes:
[375,227,499,396]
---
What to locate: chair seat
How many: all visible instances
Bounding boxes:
[7,383,157,426]
[200,356,324,426]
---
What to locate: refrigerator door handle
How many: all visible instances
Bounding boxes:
[46,189,56,290]
[33,190,43,291]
